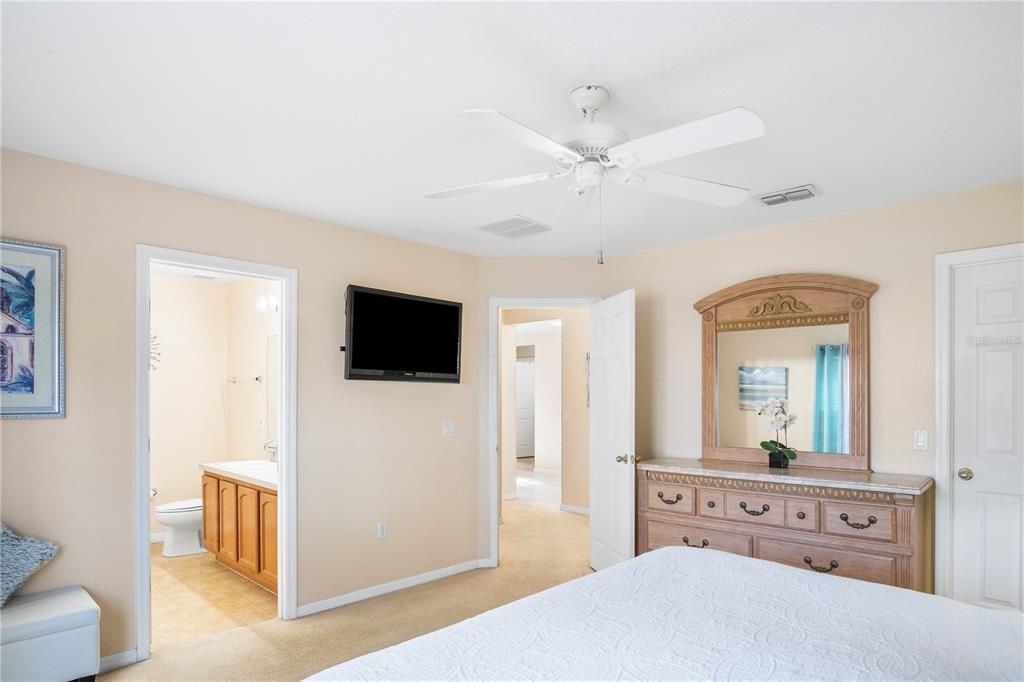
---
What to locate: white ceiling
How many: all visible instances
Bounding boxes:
[3,2,1021,257]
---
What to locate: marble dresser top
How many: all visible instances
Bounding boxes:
[637,457,934,496]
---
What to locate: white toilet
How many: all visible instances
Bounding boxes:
[154,498,204,557]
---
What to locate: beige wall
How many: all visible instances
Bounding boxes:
[225,278,282,459]
[515,326,561,476]
[0,150,480,657]
[718,324,849,452]
[500,309,590,509]
[149,274,230,533]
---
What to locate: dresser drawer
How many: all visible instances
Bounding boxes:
[646,482,695,515]
[785,498,819,532]
[756,538,896,586]
[822,502,896,542]
[698,489,725,519]
[724,492,785,527]
[647,520,752,557]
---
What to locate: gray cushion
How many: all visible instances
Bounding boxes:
[1,525,59,606]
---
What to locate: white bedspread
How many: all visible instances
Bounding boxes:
[311,548,1023,681]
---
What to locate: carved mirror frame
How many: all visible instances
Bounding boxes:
[694,273,879,472]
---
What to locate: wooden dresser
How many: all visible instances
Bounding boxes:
[636,458,935,591]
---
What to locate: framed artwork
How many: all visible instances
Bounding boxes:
[0,238,65,418]
[738,366,787,411]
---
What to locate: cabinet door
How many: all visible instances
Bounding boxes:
[236,485,260,576]
[217,479,238,562]
[201,475,219,554]
[258,491,278,590]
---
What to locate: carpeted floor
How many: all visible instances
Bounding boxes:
[103,501,590,681]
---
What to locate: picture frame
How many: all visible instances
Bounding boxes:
[0,237,65,418]
[737,366,788,411]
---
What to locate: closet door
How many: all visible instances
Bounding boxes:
[217,479,238,563]
[236,485,260,577]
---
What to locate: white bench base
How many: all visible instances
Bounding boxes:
[1,586,100,682]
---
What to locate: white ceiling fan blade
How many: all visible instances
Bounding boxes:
[554,185,595,230]
[425,171,561,199]
[608,107,765,169]
[464,109,584,164]
[611,168,750,207]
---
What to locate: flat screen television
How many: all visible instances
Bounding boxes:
[344,285,462,383]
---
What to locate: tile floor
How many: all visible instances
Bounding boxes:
[150,543,276,651]
[514,457,561,509]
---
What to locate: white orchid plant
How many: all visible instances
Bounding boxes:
[756,398,798,461]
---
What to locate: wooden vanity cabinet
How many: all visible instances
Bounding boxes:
[201,472,277,593]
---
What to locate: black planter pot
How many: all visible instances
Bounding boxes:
[768,451,790,468]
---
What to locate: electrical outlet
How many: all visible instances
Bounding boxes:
[377,521,388,540]
[913,430,929,451]
[442,419,456,437]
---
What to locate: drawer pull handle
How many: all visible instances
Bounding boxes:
[796,511,807,520]
[706,500,716,509]
[803,556,839,573]
[839,512,877,529]
[657,492,684,505]
[682,536,709,548]
[739,501,770,516]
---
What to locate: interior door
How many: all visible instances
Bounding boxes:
[951,254,1023,610]
[588,289,636,571]
[516,359,536,459]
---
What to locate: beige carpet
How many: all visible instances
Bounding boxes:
[104,501,590,681]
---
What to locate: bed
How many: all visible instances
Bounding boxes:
[310,548,1023,681]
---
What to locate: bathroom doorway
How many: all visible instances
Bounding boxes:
[134,246,297,661]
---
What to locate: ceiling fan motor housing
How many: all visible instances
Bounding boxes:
[575,160,604,187]
[553,122,629,162]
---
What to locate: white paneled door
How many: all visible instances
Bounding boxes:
[950,251,1024,610]
[588,290,636,571]
[516,359,536,459]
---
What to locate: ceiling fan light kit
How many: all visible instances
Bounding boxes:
[427,84,766,259]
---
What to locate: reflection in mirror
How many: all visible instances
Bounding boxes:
[717,324,850,454]
[266,334,280,447]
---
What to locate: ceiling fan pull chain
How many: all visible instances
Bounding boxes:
[597,183,605,265]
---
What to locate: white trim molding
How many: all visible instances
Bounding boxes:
[934,242,1024,599]
[134,245,299,663]
[297,559,491,618]
[100,650,139,674]
[559,504,590,516]
[487,296,601,568]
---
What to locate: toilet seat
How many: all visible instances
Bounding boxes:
[155,497,202,514]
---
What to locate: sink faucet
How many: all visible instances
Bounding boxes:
[264,440,278,463]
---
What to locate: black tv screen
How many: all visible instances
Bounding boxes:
[345,285,462,382]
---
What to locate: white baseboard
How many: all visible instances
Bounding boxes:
[100,649,139,673]
[560,504,589,516]
[532,466,560,477]
[296,558,490,618]
[150,531,165,543]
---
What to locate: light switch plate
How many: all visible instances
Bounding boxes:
[913,430,929,451]
[442,420,456,437]
[377,521,388,539]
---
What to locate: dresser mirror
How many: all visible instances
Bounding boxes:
[695,274,878,471]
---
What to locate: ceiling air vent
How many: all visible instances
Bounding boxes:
[475,215,552,239]
[758,184,820,207]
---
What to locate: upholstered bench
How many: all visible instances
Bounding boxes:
[1,585,100,682]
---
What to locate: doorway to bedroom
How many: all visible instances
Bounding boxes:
[496,305,591,574]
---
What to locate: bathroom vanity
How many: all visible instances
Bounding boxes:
[200,461,278,593]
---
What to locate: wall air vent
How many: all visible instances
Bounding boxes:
[475,215,552,239]
[758,184,820,207]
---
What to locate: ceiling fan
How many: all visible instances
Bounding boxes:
[425,85,766,229]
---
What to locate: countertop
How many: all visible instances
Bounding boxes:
[637,457,934,495]
[200,460,278,491]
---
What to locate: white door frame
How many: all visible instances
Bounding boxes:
[934,242,1024,598]
[134,245,299,661]
[487,296,600,566]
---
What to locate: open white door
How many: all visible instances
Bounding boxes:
[588,289,636,571]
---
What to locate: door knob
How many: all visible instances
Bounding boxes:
[957,467,974,481]
[615,455,628,463]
